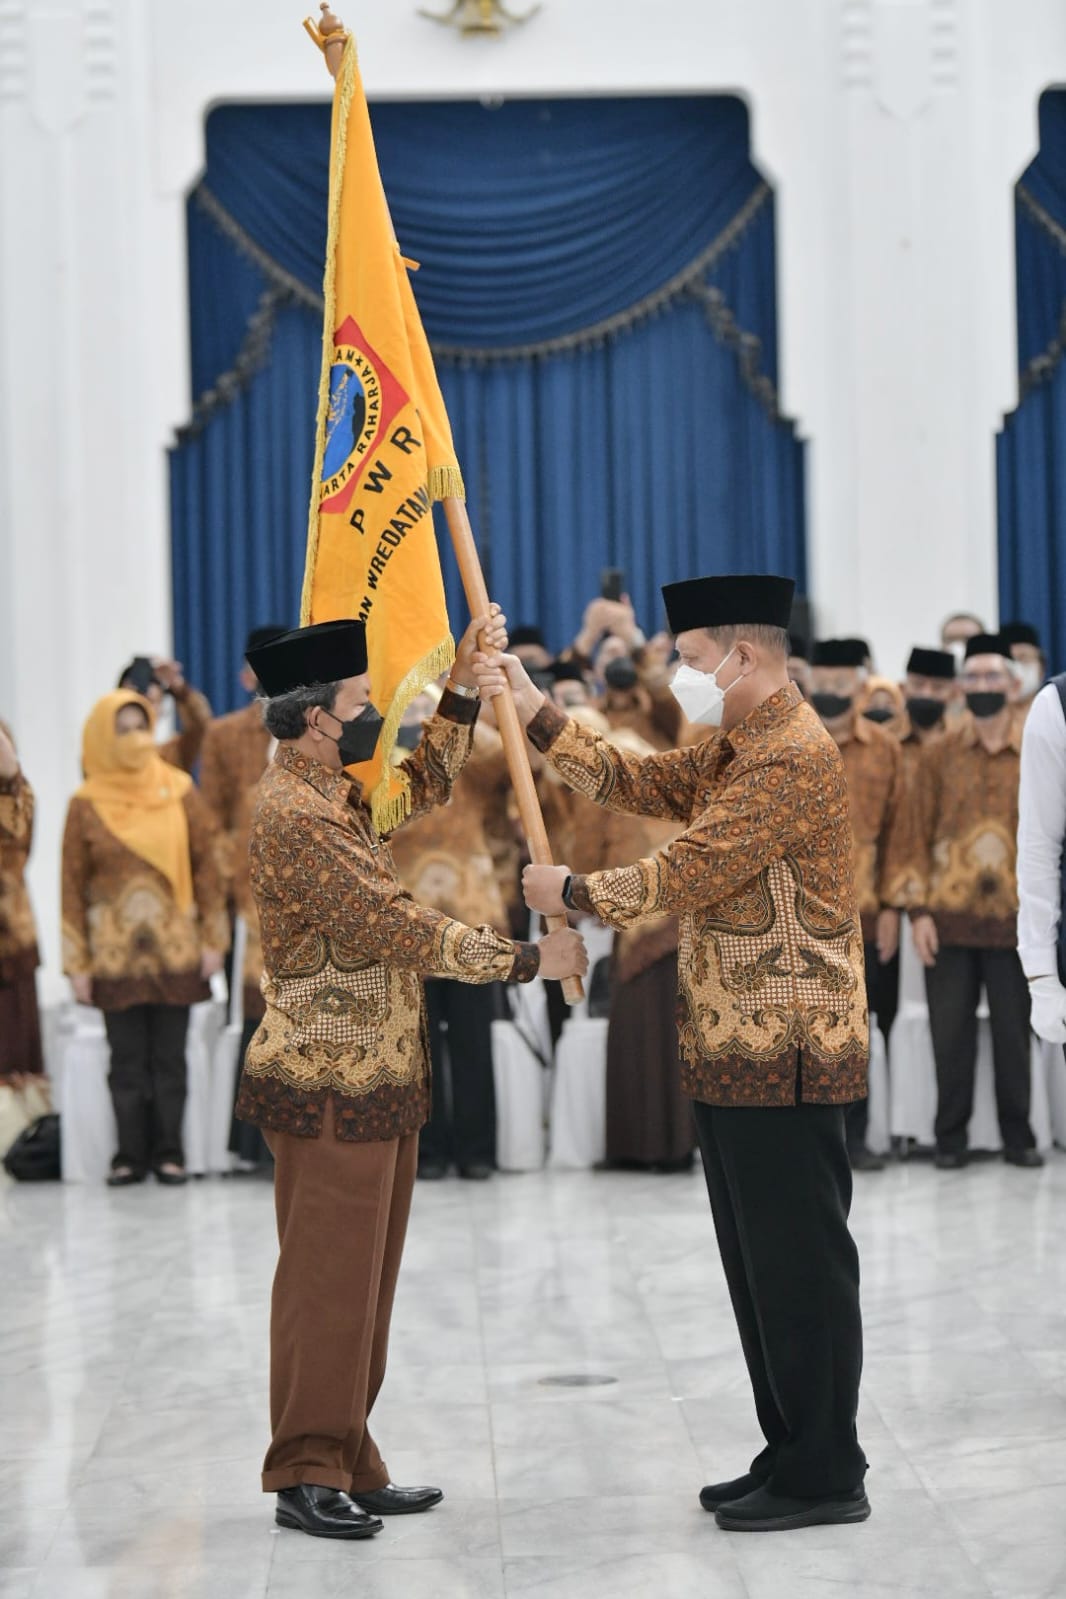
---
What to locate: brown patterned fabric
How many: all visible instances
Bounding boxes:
[389,725,510,933]
[61,788,227,1011]
[159,684,213,774]
[886,713,1025,948]
[831,715,906,939]
[237,707,539,1144]
[529,685,869,1108]
[0,744,40,982]
[198,700,273,1018]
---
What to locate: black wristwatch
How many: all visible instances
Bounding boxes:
[561,874,576,911]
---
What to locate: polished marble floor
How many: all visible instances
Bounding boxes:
[2,1153,1066,1599]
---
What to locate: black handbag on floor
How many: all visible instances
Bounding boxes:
[3,1114,61,1181]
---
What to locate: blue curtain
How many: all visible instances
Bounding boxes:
[171,96,806,715]
[998,91,1066,669]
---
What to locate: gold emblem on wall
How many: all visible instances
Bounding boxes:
[418,0,541,36]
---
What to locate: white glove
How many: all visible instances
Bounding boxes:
[1029,975,1066,1045]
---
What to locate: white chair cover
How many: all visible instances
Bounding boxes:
[207,917,249,1175]
[1043,1038,1066,1147]
[866,1021,891,1155]
[492,1013,547,1172]
[545,920,614,1171]
[548,1017,609,1169]
[492,912,556,1173]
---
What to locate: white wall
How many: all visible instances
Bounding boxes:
[2,0,1066,992]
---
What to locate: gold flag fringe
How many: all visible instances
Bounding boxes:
[301,36,358,626]
[428,464,466,502]
[367,633,457,835]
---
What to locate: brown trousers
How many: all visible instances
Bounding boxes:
[262,1106,418,1493]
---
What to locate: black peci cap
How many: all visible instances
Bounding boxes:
[811,639,868,669]
[999,621,1042,649]
[510,626,547,650]
[661,574,795,635]
[247,620,368,697]
[907,647,956,680]
[550,660,587,684]
[964,633,1011,662]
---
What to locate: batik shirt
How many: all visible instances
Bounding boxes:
[528,684,869,1108]
[61,790,226,1010]
[0,744,39,982]
[236,694,539,1143]
[885,714,1024,948]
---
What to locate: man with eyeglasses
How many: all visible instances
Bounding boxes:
[895,634,1041,1169]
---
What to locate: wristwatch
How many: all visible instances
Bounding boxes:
[561,874,576,911]
[446,678,480,699]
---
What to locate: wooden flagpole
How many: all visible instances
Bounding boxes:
[443,497,584,1006]
[305,14,582,1003]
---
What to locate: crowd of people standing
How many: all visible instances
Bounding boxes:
[0,592,1062,1184]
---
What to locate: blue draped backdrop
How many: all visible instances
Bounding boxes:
[998,91,1066,670]
[170,96,806,715]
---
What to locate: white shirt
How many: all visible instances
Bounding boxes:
[1017,682,1066,978]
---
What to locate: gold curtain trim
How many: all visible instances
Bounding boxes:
[429,180,772,363]
[179,166,788,427]
[195,184,324,312]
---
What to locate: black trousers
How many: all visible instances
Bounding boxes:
[845,941,900,1151]
[924,945,1035,1154]
[103,1004,190,1173]
[230,1015,273,1167]
[693,1097,867,1498]
[865,941,899,1045]
[419,979,498,1169]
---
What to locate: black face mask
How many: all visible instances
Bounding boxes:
[319,703,385,766]
[863,707,895,726]
[906,696,946,731]
[811,692,853,721]
[966,691,1007,721]
[604,657,638,692]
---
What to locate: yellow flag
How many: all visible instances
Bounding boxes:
[302,31,465,832]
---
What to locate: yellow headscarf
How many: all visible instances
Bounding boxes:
[76,691,195,912]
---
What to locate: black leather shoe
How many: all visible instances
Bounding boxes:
[154,1165,188,1186]
[417,1161,448,1181]
[352,1483,444,1516]
[849,1146,885,1172]
[1004,1147,1044,1168]
[934,1150,969,1170]
[700,1472,765,1512]
[715,1483,870,1532]
[275,1484,384,1539]
[459,1164,493,1181]
[106,1167,146,1187]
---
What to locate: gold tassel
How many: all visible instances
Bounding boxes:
[427,465,466,503]
[367,634,457,834]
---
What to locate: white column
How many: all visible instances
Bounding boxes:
[757,0,1066,674]
[0,0,186,1001]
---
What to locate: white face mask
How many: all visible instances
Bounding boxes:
[670,649,740,728]
[945,641,967,670]
[1016,661,1043,699]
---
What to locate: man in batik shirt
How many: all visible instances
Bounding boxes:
[477,574,871,1535]
[237,614,586,1543]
